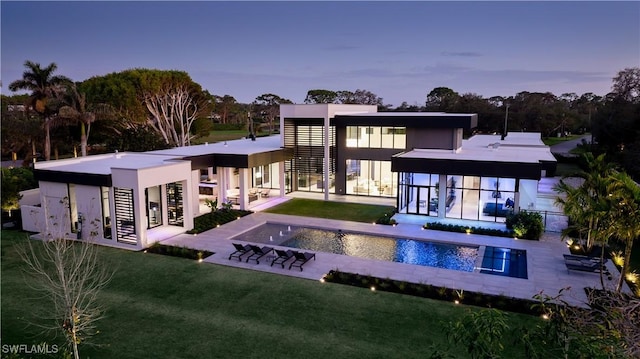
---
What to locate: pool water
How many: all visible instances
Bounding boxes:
[231,223,478,272]
[479,246,528,279]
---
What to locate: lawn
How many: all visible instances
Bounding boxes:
[1,229,542,358]
[264,198,395,223]
[542,134,585,147]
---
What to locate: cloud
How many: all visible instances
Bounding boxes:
[441,51,483,57]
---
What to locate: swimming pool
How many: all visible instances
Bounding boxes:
[230,223,479,272]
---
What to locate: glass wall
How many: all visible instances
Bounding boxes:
[446,175,515,223]
[399,173,518,223]
[345,159,396,197]
[251,162,281,197]
[398,173,439,216]
[346,126,406,149]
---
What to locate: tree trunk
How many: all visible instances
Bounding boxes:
[599,245,606,289]
[44,118,51,161]
[80,123,87,157]
[616,240,634,292]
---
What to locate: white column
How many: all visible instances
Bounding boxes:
[207,167,214,181]
[239,168,249,210]
[279,161,286,197]
[217,167,228,205]
[323,115,330,201]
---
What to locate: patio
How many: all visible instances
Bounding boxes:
[161,210,625,308]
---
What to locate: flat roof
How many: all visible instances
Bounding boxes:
[34,152,184,175]
[148,135,283,157]
[338,112,467,117]
[397,132,556,164]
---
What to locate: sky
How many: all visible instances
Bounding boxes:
[2,1,639,107]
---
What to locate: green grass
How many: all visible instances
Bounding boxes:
[1,229,543,358]
[264,198,395,223]
[542,134,584,146]
[555,162,582,177]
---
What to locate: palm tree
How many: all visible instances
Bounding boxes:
[605,172,640,292]
[555,153,617,288]
[56,84,113,157]
[8,61,71,161]
[555,153,617,252]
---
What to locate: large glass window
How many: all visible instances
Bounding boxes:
[346,126,406,149]
[346,159,396,197]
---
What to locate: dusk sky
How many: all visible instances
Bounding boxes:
[2,1,639,107]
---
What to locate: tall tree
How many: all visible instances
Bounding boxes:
[605,172,640,292]
[8,61,71,160]
[612,67,640,103]
[253,93,292,134]
[214,95,240,124]
[336,89,384,106]
[304,89,338,104]
[1,94,42,163]
[555,153,622,288]
[425,87,459,111]
[56,84,114,157]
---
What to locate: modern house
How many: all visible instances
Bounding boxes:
[20,104,556,249]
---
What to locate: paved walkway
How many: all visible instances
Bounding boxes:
[549,134,591,157]
[162,211,625,308]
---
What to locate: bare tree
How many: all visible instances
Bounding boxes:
[19,198,112,359]
[145,84,205,147]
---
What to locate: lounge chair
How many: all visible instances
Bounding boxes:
[246,245,274,264]
[563,254,607,273]
[229,243,252,261]
[271,249,295,268]
[289,251,316,271]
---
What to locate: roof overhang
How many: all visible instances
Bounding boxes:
[333,112,478,129]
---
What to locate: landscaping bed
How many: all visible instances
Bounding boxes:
[323,269,550,316]
[145,243,213,260]
[188,209,252,233]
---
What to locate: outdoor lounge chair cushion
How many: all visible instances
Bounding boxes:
[229,243,252,261]
[246,245,274,264]
[271,249,295,268]
[563,254,607,273]
[289,251,316,271]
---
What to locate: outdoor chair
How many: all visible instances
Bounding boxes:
[271,249,295,268]
[229,243,252,261]
[289,251,316,271]
[563,254,608,273]
[246,245,274,264]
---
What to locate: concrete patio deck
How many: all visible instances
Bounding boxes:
[162,211,624,308]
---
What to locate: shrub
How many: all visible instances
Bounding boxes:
[323,270,543,316]
[188,209,252,234]
[422,222,513,238]
[506,211,544,240]
[146,243,213,260]
[376,208,398,225]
